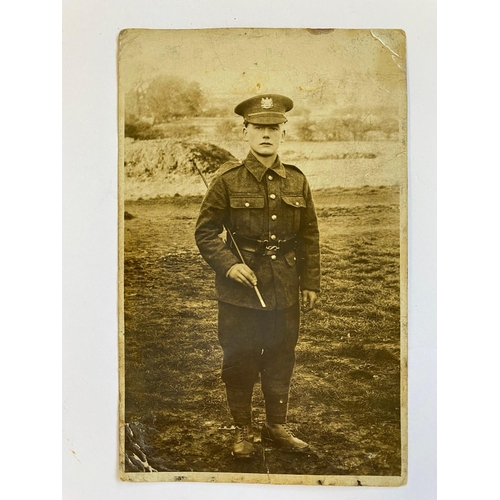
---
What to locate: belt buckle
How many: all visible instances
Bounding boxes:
[265,244,279,252]
[265,240,280,256]
[259,239,269,255]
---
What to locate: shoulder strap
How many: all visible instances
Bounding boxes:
[282,162,304,175]
[216,160,243,177]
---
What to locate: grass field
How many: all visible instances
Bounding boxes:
[123,185,403,477]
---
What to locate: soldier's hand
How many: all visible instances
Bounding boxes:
[301,290,318,312]
[227,263,258,288]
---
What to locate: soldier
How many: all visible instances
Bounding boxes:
[195,94,320,459]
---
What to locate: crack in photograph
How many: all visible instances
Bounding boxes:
[118,28,408,487]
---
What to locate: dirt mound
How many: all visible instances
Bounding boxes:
[124,138,237,200]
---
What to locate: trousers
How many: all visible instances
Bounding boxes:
[217,301,300,424]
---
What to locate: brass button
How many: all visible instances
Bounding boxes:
[270,234,277,240]
[271,255,277,260]
[244,202,250,207]
[270,194,276,200]
[271,215,277,221]
[293,257,297,261]
[295,201,300,206]
[268,175,273,181]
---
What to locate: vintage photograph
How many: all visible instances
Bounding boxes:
[118,28,407,486]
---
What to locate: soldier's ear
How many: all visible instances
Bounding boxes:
[242,126,249,141]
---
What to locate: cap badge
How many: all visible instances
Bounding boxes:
[261,97,274,109]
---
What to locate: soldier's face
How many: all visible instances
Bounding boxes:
[243,123,285,157]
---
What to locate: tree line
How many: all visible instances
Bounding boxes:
[125,74,400,142]
[294,115,399,141]
[125,75,204,126]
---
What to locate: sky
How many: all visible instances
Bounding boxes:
[119,28,406,116]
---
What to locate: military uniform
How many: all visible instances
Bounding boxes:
[194,94,320,453]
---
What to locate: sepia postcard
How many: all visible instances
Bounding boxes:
[118,28,408,486]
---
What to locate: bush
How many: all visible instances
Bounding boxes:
[215,119,241,140]
[157,122,202,140]
[125,115,203,141]
[294,115,399,142]
[379,118,399,138]
[295,118,317,141]
[125,116,163,140]
[319,118,355,141]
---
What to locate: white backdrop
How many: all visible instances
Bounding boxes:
[62,1,436,499]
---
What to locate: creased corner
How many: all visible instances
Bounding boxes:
[370,30,406,72]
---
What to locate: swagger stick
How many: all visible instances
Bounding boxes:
[194,161,267,308]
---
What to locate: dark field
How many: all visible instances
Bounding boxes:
[123,185,403,479]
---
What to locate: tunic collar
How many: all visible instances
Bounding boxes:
[243,151,287,182]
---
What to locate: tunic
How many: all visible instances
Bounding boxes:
[195,151,320,310]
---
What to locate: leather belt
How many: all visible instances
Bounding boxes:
[231,234,298,256]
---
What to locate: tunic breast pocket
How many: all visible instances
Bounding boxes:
[229,194,265,236]
[282,194,307,233]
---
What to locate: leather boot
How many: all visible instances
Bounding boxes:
[232,424,254,459]
[262,423,309,452]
